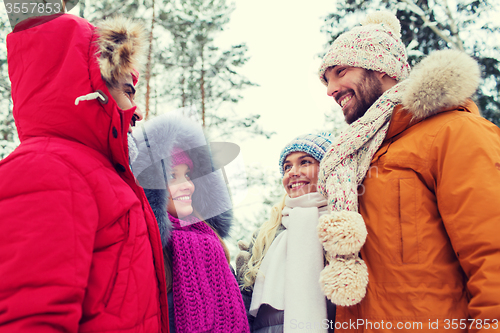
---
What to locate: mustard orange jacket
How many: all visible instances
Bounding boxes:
[335,52,500,333]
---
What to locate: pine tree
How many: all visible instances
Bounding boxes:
[321,0,500,125]
[156,0,269,140]
[0,11,17,159]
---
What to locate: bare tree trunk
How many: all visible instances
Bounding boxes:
[79,0,85,18]
[200,45,206,128]
[401,0,462,50]
[441,0,464,51]
[181,74,186,108]
[144,0,156,119]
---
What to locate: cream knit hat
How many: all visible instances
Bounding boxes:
[319,11,410,85]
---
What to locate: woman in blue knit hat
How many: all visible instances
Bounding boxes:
[237,133,336,333]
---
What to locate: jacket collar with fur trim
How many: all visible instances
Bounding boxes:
[381,49,481,140]
[402,49,480,117]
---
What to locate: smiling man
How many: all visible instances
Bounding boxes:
[323,67,393,125]
[316,10,500,333]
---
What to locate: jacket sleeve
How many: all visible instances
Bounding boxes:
[434,115,500,325]
[0,152,99,332]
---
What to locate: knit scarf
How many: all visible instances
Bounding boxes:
[317,83,404,306]
[168,214,249,333]
[250,192,328,332]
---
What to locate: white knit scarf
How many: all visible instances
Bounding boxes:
[317,83,404,306]
[250,192,328,333]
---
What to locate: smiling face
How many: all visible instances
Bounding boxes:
[282,152,320,198]
[107,73,143,132]
[166,164,195,218]
[324,66,384,124]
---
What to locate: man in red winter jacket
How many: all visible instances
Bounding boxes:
[0,13,168,332]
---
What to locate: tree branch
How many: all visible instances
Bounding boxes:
[440,0,464,51]
[400,0,462,50]
[145,0,156,119]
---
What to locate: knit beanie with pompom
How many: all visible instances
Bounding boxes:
[318,11,410,85]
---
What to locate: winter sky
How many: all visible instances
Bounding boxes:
[216,0,340,215]
[221,0,337,165]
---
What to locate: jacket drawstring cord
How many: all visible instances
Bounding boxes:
[75,91,107,105]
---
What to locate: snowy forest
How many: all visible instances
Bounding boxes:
[0,0,499,259]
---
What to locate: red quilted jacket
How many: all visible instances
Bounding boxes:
[0,14,168,332]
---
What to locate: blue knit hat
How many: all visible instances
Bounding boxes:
[279,132,333,176]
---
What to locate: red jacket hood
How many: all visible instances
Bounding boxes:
[7,14,133,165]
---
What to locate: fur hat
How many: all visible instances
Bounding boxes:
[319,11,410,85]
[279,132,333,176]
[132,111,233,246]
[96,16,146,87]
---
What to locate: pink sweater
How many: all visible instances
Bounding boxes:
[169,214,249,332]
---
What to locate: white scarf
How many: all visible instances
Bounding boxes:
[128,132,139,164]
[250,192,328,333]
[317,83,404,306]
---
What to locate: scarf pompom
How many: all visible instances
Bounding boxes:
[319,254,369,306]
[318,211,367,255]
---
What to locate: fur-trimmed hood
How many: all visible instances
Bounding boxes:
[400,49,480,120]
[132,111,233,247]
[7,14,145,168]
[97,16,146,86]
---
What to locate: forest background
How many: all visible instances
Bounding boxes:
[0,0,499,261]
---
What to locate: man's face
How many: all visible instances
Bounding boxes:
[324,66,384,124]
[107,74,143,132]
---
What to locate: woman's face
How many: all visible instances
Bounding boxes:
[167,164,195,218]
[282,152,320,198]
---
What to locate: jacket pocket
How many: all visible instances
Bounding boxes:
[103,212,135,316]
[399,178,419,264]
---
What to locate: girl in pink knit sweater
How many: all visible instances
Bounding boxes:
[132,112,249,333]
